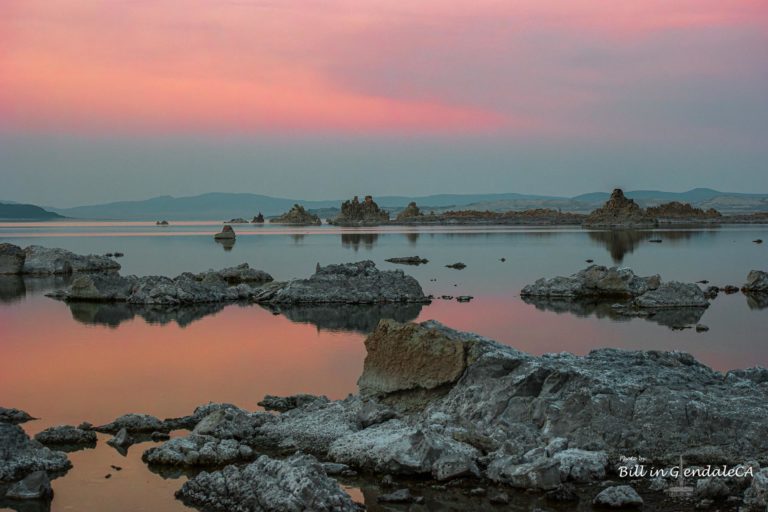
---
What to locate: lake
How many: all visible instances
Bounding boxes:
[1,221,767,511]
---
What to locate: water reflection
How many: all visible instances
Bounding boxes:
[746,293,768,310]
[588,230,651,263]
[404,232,420,245]
[0,276,72,303]
[214,238,236,251]
[262,303,423,334]
[521,296,707,330]
[66,301,229,328]
[341,233,378,251]
[0,497,52,512]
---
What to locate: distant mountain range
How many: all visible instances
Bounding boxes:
[3,188,767,220]
[0,202,65,220]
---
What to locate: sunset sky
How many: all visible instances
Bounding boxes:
[1,0,767,206]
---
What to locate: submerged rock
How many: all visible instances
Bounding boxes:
[21,246,120,275]
[175,453,360,512]
[385,256,428,265]
[583,189,657,228]
[0,423,71,482]
[592,485,643,508]
[106,428,134,450]
[254,261,427,304]
[0,407,34,425]
[3,470,53,500]
[269,204,321,226]
[34,426,97,447]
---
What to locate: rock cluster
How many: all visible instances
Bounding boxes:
[176,453,360,512]
[0,244,120,275]
[48,263,273,304]
[646,201,721,220]
[254,261,427,304]
[34,426,97,447]
[395,201,422,221]
[393,208,585,226]
[329,195,389,226]
[0,423,71,483]
[584,189,658,227]
[270,204,321,226]
[521,265,708,308]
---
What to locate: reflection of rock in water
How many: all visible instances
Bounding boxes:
[0,275,25,303]
[264,303,422,333]
[588,230,651,263]
[0,496,52,512]
[522,296,706,330]
[746,293,768,310]
[405,232,420,244]
[215,238,236,251]
[67,302,228,328]
[341,233,378,251]
[0,275,73,303]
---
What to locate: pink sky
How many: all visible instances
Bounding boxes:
[2,0,766,136]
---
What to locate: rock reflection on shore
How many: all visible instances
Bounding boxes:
[521,296,707,329]
[66,301,228,328]
[263,302,423,333]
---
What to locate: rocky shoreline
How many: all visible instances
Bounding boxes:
[4,319,768,510]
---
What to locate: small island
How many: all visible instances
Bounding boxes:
[269,204,321,226]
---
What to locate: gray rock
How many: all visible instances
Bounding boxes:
[34,426,97,446]
[95,413,164,433]
[522,265,659,298]
[377,488,415,503]
[486,456,561,490]
[633,281,709,308]
[107,428,134,450]
[51,264,273,304]
[3,470,53,500]
[191,408,273,440]
[176,453,359,512]
[0,244,25,275]
[22,246,120,275]
[552,448,607,483]
[0,423,71,482]
[0,407,34,425]
[355,400,398,429]
[743,270,768,293]
[327,421,479,480]
[142,435,254,467]
[592,485,643,508]
[385,256,428,265]
[256,261,427,304]
[213,225,236,240]
[743,468,768,511]
[257,394,328,413]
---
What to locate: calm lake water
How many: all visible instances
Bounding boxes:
[1,221,767,512]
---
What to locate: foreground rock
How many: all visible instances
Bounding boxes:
[329,195,389,226]
[48,263,273,304]
[0,423,71,482]
[142,435,254,467]
[522,265,708,308]
[3,470,53,500]
[34,426,97,447]
[175,453,360,512]
[0,407,34,425]
[269,204,321,226]
[0,244,120,275]
[743,270,768,293]
[0,244,25,275]
[584,189,657,228]
[254,261,427,304]
[593,485,643,508]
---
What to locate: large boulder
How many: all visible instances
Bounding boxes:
[521,265,659,298]
[592,485,643,508]
[142,435,254,467]
[175,453,360,512]
[0,423,71,482]
[3,470,53,500]
[584,189,657,228]
[357,319,474,397]
[743,468,768,511]
[0,244,25,275]
[256,261,426,304]
[34,426,97,446]
[22,246,120,275]
[743,270,768,293]
[632,281,709,308]
[0,407,34,425]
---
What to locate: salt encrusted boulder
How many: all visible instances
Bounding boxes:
[22,245,120,275]
[743,270,768,293]
[743,468,768,511]
[0,423,71,482]
[3,470,53,500]
[269,204,321,226]
[486,456,561,490]
[592,485,644,508]
[583,188,657,227]
[255,261,426,304]
[34,426,97,446]
[0,244,25,274]
[0,407,34,425]
[94,413,165,433]
[142,435,254,467]
[632,281,708,307]
[257,394,329,413]
[175,453,360,512]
